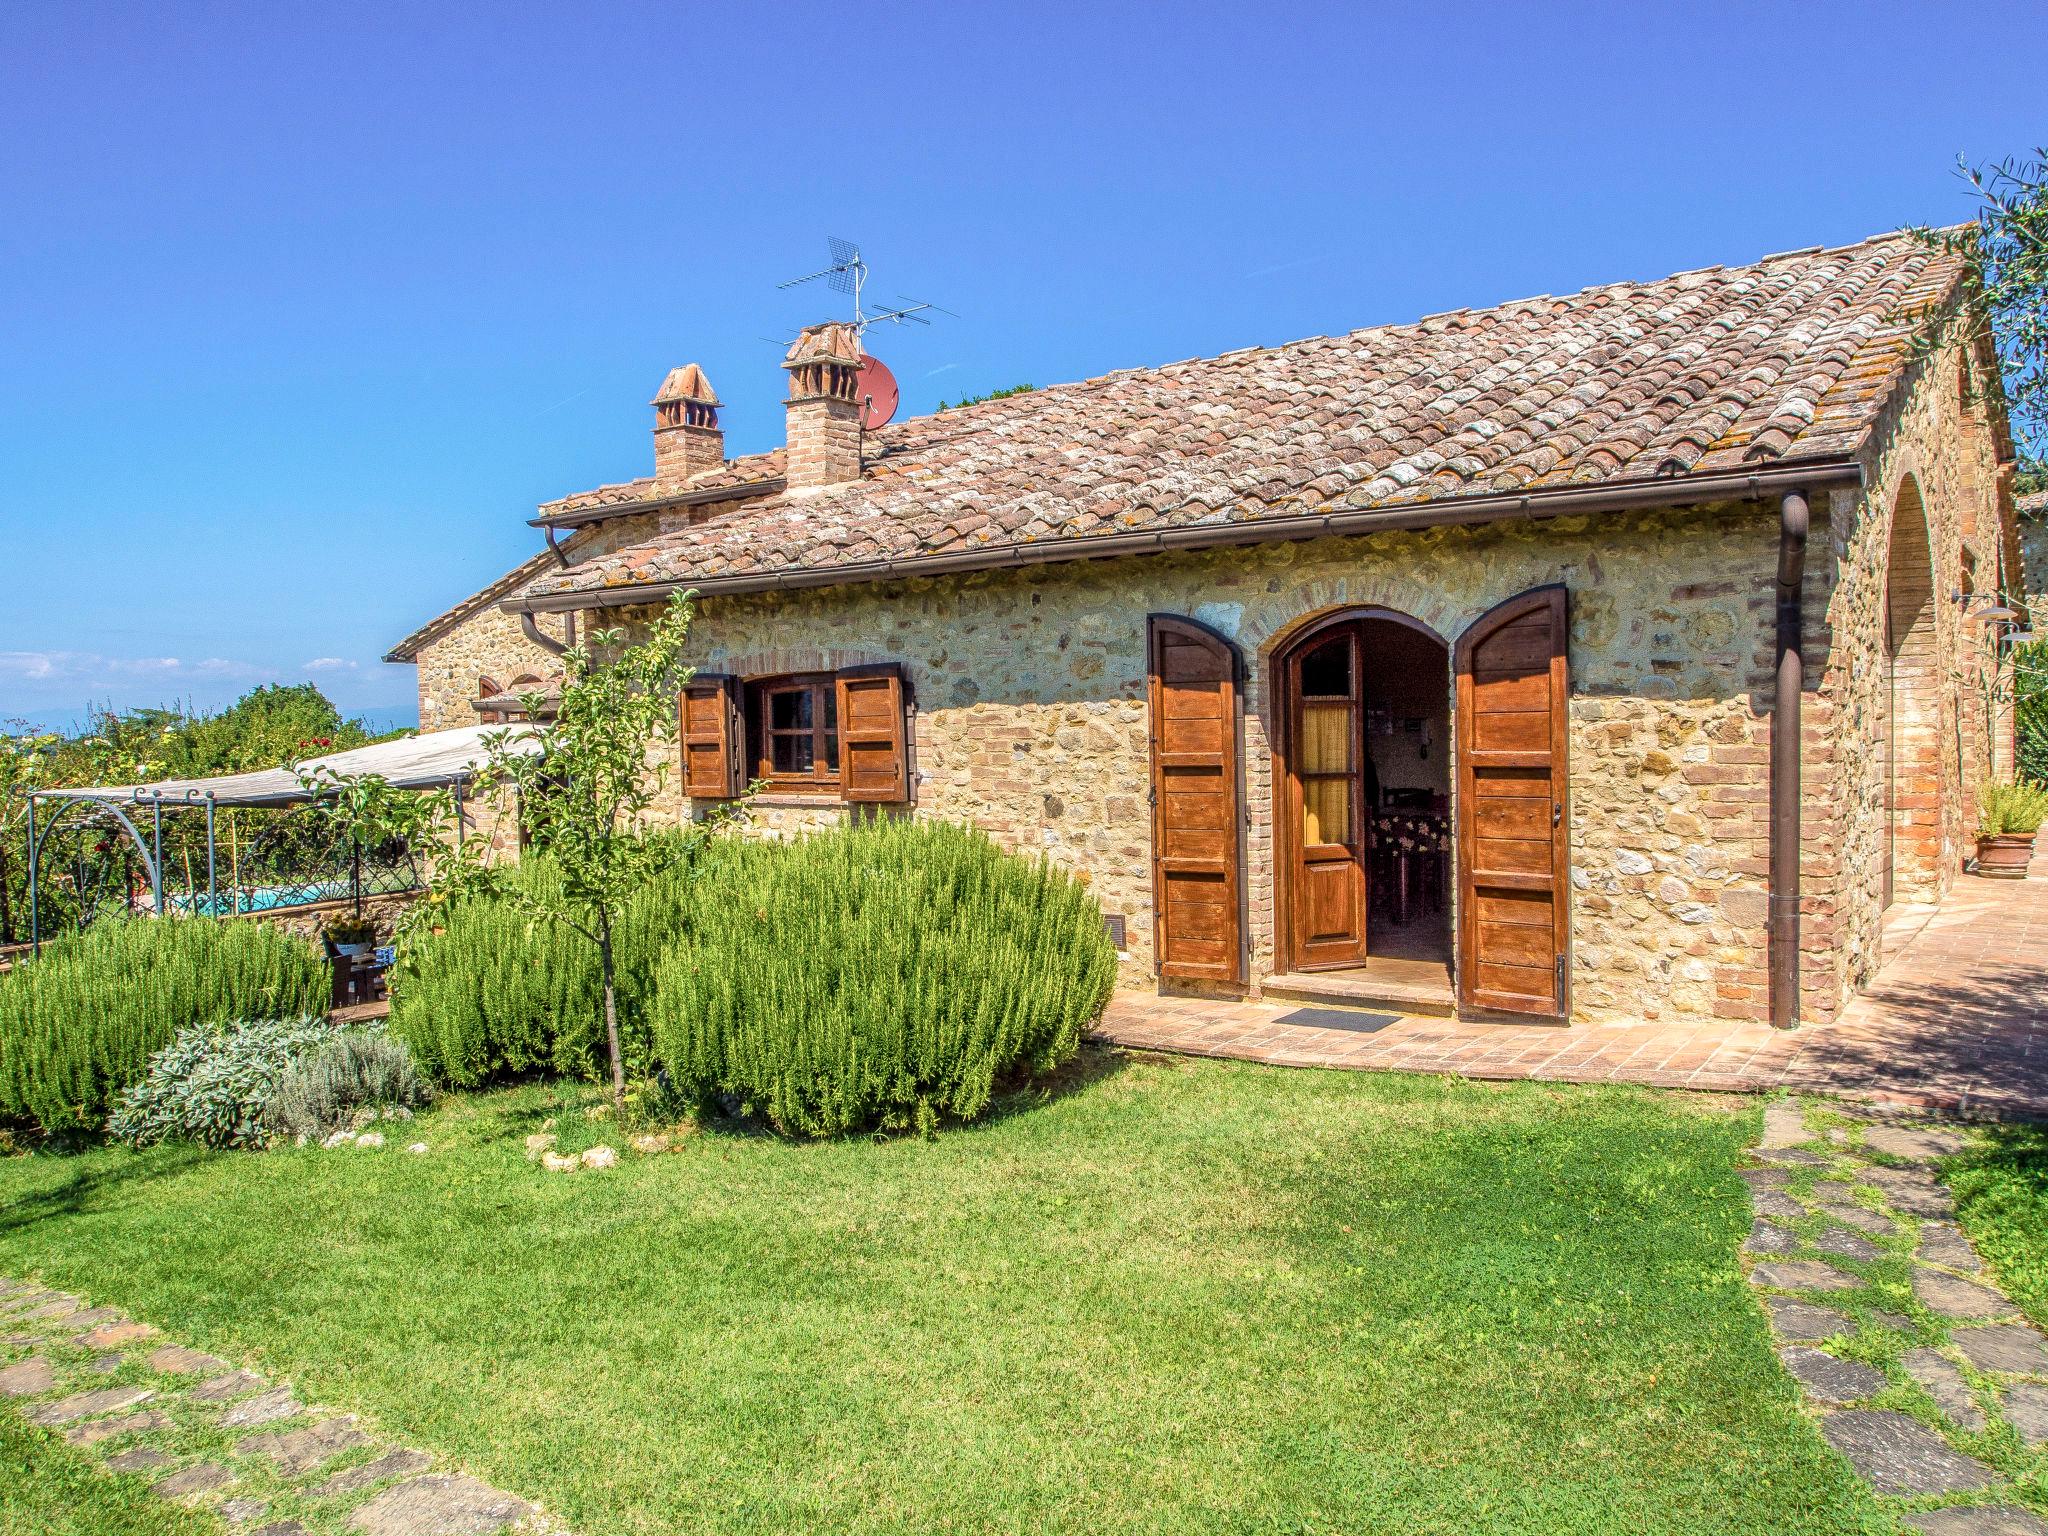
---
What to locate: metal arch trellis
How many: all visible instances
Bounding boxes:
[23,786,424,956]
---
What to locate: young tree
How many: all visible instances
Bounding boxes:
[1912,150,2046,462]
[485,593,703,1106]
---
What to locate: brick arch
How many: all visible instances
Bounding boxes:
[1241,578,1456,715]
[1884,474,1942,907]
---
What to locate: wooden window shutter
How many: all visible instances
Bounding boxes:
[680,673,742,799]
[835,664,911,803]
[1147,615,1244,984]
[1454,585,1570,1018]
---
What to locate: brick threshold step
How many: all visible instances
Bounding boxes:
[1263,968,1458,1018]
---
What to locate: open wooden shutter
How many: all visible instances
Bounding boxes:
[680,673,741,798]
[1148,615,1243,984]
[1455,586,1570,1018]
[836,664,911,803]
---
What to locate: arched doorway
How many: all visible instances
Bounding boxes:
[1273,610,1452,978]
[1884,480,1940,907]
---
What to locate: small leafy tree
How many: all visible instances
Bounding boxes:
[485,593,708,1106]
[1910,150,2046,462]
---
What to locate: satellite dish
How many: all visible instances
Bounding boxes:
[857,354,899,430]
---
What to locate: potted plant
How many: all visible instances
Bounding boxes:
[323,913,377,956]
[1974,779,2048,878]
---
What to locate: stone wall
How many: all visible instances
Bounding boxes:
[1812,341,2015,1014]
[414,605,568,734]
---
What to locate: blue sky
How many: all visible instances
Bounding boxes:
[3,1,2042,733]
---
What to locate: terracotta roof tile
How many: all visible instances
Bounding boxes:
[525,230,1966,601]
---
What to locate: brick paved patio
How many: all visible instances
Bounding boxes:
[1095,869,2048,1119]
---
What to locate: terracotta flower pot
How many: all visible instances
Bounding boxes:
[1974,832,2037,878]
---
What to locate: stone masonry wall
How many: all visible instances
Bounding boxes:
[415,606,568,732]
[579,507,1791,1024]
[1814,341,2014,1013]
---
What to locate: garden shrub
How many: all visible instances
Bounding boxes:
[267,1029,428,1143]
[109,1015,427,1148]
[0,918,330,1137]
[389,853,695,1087]
[651,818,1118,1137]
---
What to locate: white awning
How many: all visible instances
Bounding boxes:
[41,724,542,809]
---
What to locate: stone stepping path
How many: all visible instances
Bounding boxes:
[0,1273,569,1535]
[1746,1099,2048,1527]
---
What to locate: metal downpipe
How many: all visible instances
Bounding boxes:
[1771,490,1809,1030]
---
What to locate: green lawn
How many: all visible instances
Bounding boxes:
[1949,1121,2048,1327]
[0,1054,1893,1536]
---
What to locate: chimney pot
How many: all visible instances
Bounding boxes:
[652,364,724,482]
[782,322,865,490]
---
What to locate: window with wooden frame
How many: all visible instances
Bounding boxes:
[683,664,911,803]
[747,674,841,791]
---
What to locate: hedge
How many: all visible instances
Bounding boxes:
[0,918,331,1136]
[651,818,1117,1137]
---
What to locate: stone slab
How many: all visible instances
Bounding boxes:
[1810,1182,1867,1209]
[154,1461,236,1501]
[1866,1125,1968,1160]
[1904,1507,2048,1536]
[220,1498,273,1525]
[2003,1380,2048,1447]
[1812,1227,1882,1262]
[237,1416,373,1477]
[1742,1166,1794,1192]
[1920,1224,1983,1271]
[1778,1346,1885,1405]
[1752,1259,1859,1292]
[1761,1100,1809,1148]
[347,1473,534,1535]
[1825,1205,1899,1236]
[62,1408,170,1447]
[1752,1188,1804,1221]
[25,1384,154,1426]
[189,1369,266,1403]
[148,1344,229,1375]
[105,1445,174,1474]
[64,1307,126,1329]
[250,1523,310,1536]
[1953,1324,2048,1376]
[1867,1309,1916,1335]
[1913,1268,2016,1320]
[217,1385,304,1429]
[1902,1347,1987,1431]
[0,1358,57,1397]
[1766,1296,1850,1342]
[1818,1409,1995,1494]
[88,1353,125,1375]
[1744,1220,1801,1256]
[312,1448,434,1499]
[1754,1147,1830,1167]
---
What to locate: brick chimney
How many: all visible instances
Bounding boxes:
[782,322,864,490]
[652,364,723,482]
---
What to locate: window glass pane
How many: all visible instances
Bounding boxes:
[1298,701,1352,774]
[824,686,840,771]
[770,732,815,776]
[770,689,811,731]
[1303,776,1352,847]
[1298,636,1352,698]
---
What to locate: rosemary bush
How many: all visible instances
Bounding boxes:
[0,918,329,1136]
[267,1029,428,1142]
[389,853,695,1087]
[1978,778,2048,837]
[651,818,1117,1137]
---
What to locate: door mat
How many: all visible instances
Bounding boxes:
[1274,1005,1402,1034]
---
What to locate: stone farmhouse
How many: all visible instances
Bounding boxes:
[387,231,2026,1030]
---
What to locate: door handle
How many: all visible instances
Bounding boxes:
[1552,801,1562,828]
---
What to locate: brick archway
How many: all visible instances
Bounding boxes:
[1885,478,1941,907]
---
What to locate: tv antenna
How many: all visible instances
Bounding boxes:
[777,236,949,335]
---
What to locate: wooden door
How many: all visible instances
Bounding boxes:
[1285,626,1368,971]
[1455,587,1569,1018]
[1147,616,1243,984]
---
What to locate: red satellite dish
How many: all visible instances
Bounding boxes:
[857,354,899,429]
